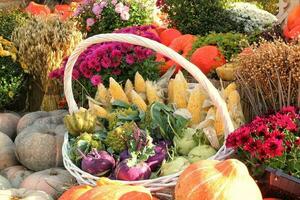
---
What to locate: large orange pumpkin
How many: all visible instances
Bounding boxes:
[159,28,182,46]
[159,34,197,73]
[25,1,51,16]
[190,45,226,74]
[287,5,300,30]
[175,159,263,200]
[58,185,93,200]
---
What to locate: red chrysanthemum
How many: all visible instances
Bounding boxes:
[264,137,285,158]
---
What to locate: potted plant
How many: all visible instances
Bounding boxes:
[226,106,300,198]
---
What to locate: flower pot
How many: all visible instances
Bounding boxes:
[259,167,300,199]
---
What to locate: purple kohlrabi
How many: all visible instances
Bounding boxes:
[114,159,151,181]
[80,149,115,176]
[146,141,169,171]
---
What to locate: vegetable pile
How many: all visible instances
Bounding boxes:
[65,69,245,181]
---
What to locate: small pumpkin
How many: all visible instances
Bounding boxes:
[75,178,152,200]
[159,28,182,46]
[1,165,33,188]
[0,113,20,139]
[54,4,74,21]
[15,122,66,171]
[190,45,226,74]
[175,159,262,200]
[286,25,300,39]
[0,132,18,170]
[0,175,11,190]
[64,107,97,137]
[17,110,67,134]
[25,1,51,16]
[58,185,93,200]
[0,188,53,200]
[77,186,152,200]
[20,168,76,199]
[159,34,197,73]
[287,5,300,30]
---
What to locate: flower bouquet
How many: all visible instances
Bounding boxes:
[226,106,300,197]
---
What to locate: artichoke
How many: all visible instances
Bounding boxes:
[64,107,97,137]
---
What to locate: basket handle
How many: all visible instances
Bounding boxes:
[63,33,235,136]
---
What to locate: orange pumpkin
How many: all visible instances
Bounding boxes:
[287,5,300,30]
[190,45,226,74]
[155,26,167,35]
[175,159,263,200]
[25,1,51,16]
[286,25,300,39]
[159,28,182,46]
[159,34,197,73]
[77,185,152,200]
[58,185,93,200]
[54,5,74,21]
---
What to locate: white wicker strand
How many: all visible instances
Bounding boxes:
[62,33,235,191]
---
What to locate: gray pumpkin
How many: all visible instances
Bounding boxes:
[0,132,18,170]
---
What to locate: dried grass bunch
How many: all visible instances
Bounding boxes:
[12,16,82,110]
[235,39,300,120]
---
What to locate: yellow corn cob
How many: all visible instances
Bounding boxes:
[95,84,111,106]
[227,90,240,111]
[89,103,108,118]
[134,72,146,93]
[146,80,162,104]
[228,90,245,125]
[177,71,188,91]
[131,90,147,111]
[124,79,134,101]
[187,86,206,125]
[214,109,224,137]
[168,79,174,104]
[109,78,129,103]
[173,75,187,108]
[223,83,237,100]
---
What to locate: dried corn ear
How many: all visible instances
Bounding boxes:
[146,80,162,104]
[125,79,134,101]
[173,75,187,108]
[214,109,224,137]
[187,86,206,125]
[95,83,111,106]
[89,103,108,118]
[223,82,237,100]
[134,72,146,93]
[109,78,129,103]
[131,90,147,111]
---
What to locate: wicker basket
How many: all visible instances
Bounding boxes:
[62,33,235,192]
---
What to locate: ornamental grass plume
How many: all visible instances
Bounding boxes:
[235,39,300,120]
[12,16,82,111]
